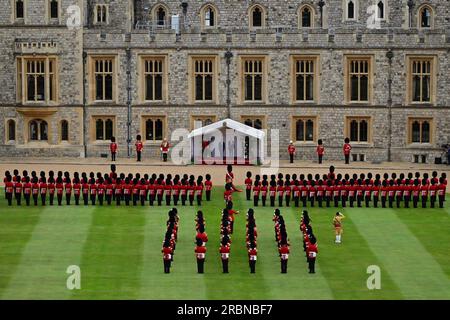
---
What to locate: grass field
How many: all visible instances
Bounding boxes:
[0,187,449,300]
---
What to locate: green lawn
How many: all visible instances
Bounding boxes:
[0,188,449,300]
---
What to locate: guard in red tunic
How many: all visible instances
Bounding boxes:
[105,177,113,205]
[23,176,32,206]
[253,180,260,207]
[307,237,318,274]
[4,175,14,206]
[47,172,55,206]
[135,135,143,162]
[172,175,180,206]
[73,176,81,205]
[204,174,212,201]
[219,238,230,273]
[115,178,123,206]
[248,242,257,274]
[277,178,284,207]
[160,138,170,162]
[269,180,277,207]
[97,178,105,206]
[261,180,268,207]
[429,179,438,208]
[316,139,325,164]
[64,175,72,206]
[188,177,196,206]
[420,179,429,208]
[162,240,173,274]
[343,138,352,164]
[438,177,446,208]
[81,177,89,206]
[245,171,253,201]
[195,238,206,274]
[279,240,290,274]
[316,180,325,208]
[14,176,23,206]
[110,136,118,161]
[196,176,204,206]
[288,141,296,163]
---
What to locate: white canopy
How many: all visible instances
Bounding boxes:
[188,118,265,140]
[187,118,265,165]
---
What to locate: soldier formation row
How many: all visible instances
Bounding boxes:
[243,170,447,209]
[3,168,213,207]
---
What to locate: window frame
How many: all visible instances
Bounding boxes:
[88,55,117,103]
[291,116,318,144]
[343,0,359,21]
[417,4,434,29]
[406,55,437,106]
[91,116,116,143]
[139,55,168,103]
[60,119,69,143]
[6,119,16,143]
[408,117,433,145]
[152,4,170,28]
[345,116,372,144]
[141,115,167,143]
[190,115,218,130]
[189,55,219,104]
[241,115,267,130]
[94,4,109,25]
[344,55,374,105]
[28,119,49,142]
[13,0,26,22]
[200,4,219,29]
[17,56,58,105]
[248,4,266,29]
[47,0,60,23]
[298,4,315,28]
[239,55,268,104]
[291,55,320,104]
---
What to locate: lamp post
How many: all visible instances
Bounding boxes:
[407,0,415,28]
[318,0,325,28]
[225,49,233,118]
[386,49,394,162]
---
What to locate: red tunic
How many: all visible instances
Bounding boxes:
[316,145,325,156]
[288,144,296,155]
[205,180,212,192]
[195,246,206,259]
[135,141,143,152]
[110,142,118,153]
[245,178,253,190]
[343,143,352,155]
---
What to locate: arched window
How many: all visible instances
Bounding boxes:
[153,5,169,27]
[61,120,68,141]
[347,0,355,20]
[249,5,265,28]
[202,5,217,28]
[50,0,59,19]
[419,5,433,29]
[29,119,48,141]
[7,120,16,141]
[377,1,384,20]
[15,0,24,19]
[300,5,314,28]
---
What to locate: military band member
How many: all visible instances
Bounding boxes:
[188,177,196,206]
[160,138,170,162]
[333,180,341,207]
[219,237,230,273]
[284,179,292,207]
[73,176,81,205]
[162,240,173,274]
[269,180,277,207]
[248,242,257,274]
[395,179,403,208]
[438,177,446,208]
[388,180,395,208]
[372,180,380,208]
[32,177,40,206]
[307,237,318,274]
[253,180,260,207]
[97,178,105,206]
[309,180,316,207]
[4,175,13,206]
[14,176,23,206]
[115,178,122,206]
[261,180,268,207]
[196,176,204,206]
[279,240,290,274]
[429,179,438,208]
[293,180,300,208]
[356,179,364,208]
[288,141,296,164]
[23,176,31,206]
[56,176,64,206]
[277,179,284,207]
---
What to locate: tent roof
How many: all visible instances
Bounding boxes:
[188,118,265,140]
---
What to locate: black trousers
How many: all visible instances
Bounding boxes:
[173,194,179,206]
[373,196,379,208]
[310,196,315,207]
[24,194,30,206]
[137,151,141,162]
[74,194,80,205]
[133,194,139,206]
[357,195,363,207]
[140,195,146,206]
[290,154,294,163]
[222,259,229,273]
[181,194,186,206]
[270,196,275,207]
[197,258,205,274]
[106,194,112,205]
[285,195,291,207]
[421,196,427,208]
[396,195,402,208]
[325,196,331,208]
[345,154,350,164]
[388,196,394,208]
[413,196,418,208]
[318,155,323,164]
[149,194,155,206]
[83,193,89,205]
[430,196,436,208]
[116,195,121,206]
[281,259,288,273]
[163,259,171,273]
[91,194,96,206]
[439,195,445,208]
[163,153,168,162]
[381,196,387,208]
[6,193,12,206]
[301,196,307,207]
[308,258,316,273]
[205,190,211,201]
[111,152,116,161]
[66,194,71,205]
[261,196,266,207]
[41,193,47,206]
[249,260,256,273]
[246,189,251,201]
[189,195,194,206]
[317,196,323,208]
[157,194,163,206]
[49,193,54,205]
[196,195,202,206]
[278,195,283,207]
[166,194,171,206]
[15,193,22,206]
[33,194,38,206]
[404,196,410,208]
[334,196,340,207]
[253,195,259,207]
[98,194,104,206]
[349,196,355,207]
[294,196,299,207]
[57,194,63,206]
[341,196,347,207]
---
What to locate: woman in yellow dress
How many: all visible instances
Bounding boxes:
[333,212,345,244]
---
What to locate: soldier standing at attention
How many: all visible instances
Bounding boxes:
[245,171,253,201]
[307,237,318,274]
[110,136,118,161]
[219,237,230,273]
[333,212,345,244]
[162,240,173,274]
[195,238,206,274]
[343,138,352,164]
[4,175,13,206]
[316,139,325,164]
[135,135,143,162]
[288,141,296,164]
